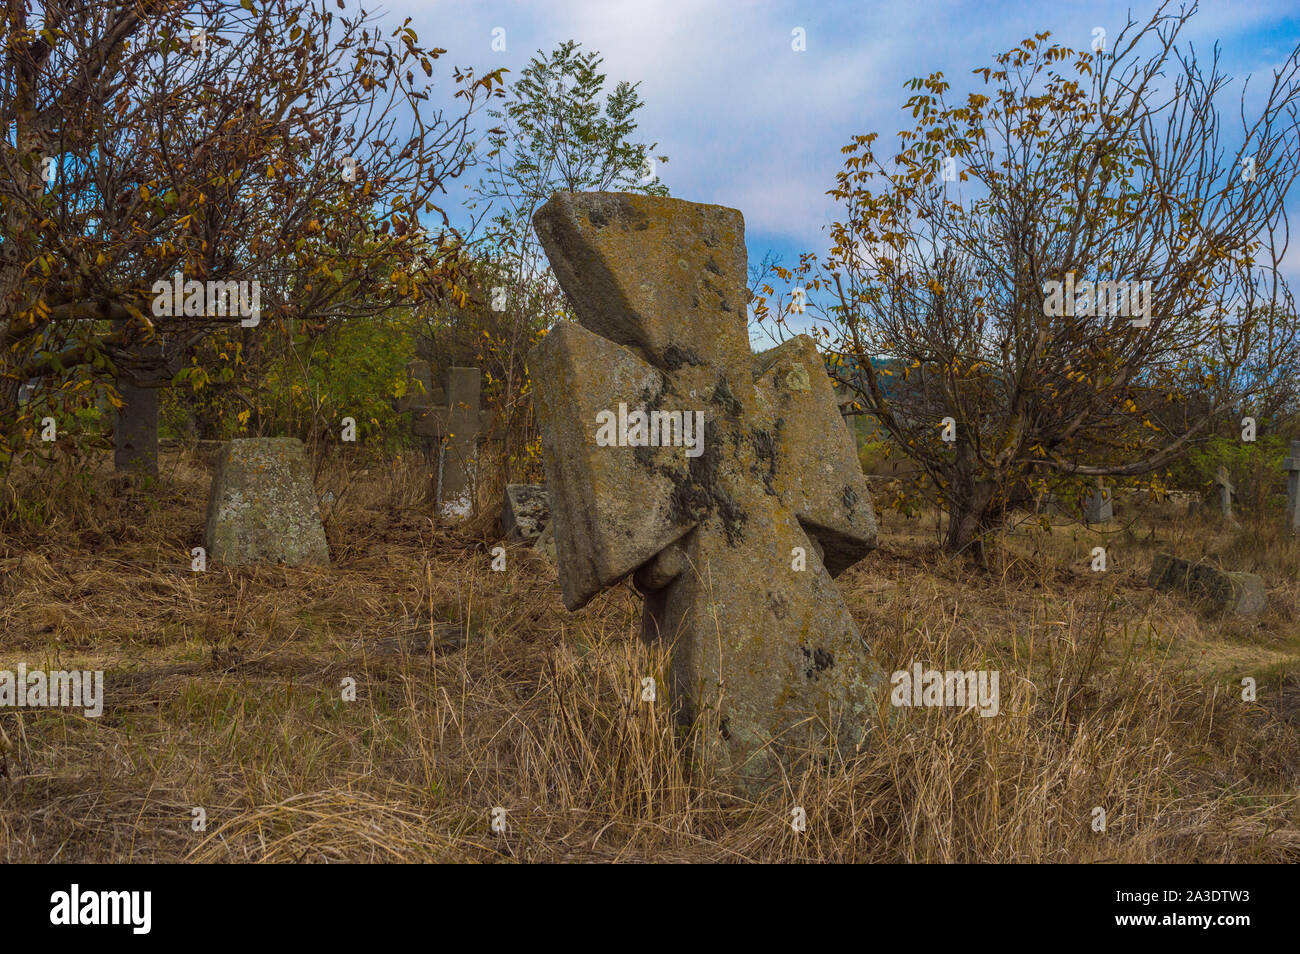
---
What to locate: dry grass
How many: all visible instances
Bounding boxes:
[0,450,1297,862]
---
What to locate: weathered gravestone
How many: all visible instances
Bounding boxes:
[503,484,550,541]
[400,363,493,517]
[1214,466,1235,519]
[1148,553,1265,616]
[204,438,330,566]
[113,378,160,476]
[528,191,885,787]
[1084,480,1112,523]
[28,318,185,476]
[1286,441,1300,531]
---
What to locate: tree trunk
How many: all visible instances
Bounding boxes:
[114,378,159,476]
[943,478,1000,558]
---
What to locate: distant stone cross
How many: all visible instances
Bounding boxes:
[528,192,884,787]
[1214,466,1235,519]
[1286,441,1300,531]
[401,363,491,517]
[1084,478,1112,524]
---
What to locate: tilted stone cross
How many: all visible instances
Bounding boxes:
[400,363,492,517]
[1215,465,1235,518]
[528,192,885,787]
[1285,441,1300,531]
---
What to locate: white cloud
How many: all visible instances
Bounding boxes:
[384,0,1300,288]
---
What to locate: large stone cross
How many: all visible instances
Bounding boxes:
[528,192,885,787]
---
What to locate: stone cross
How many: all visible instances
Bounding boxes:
[107,332,186,477]
[401,363,492,517]
[1084,479,1112,523]
[1214,465,1235,519]
[1285,441,1300,531]
[528,191,885,788]
[18,332,178,475]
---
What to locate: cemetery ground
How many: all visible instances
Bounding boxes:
[1,448,1299,863]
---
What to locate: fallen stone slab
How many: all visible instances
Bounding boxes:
[204,438,330,566]
[503,484,550,541]
[1147,553,1265,616]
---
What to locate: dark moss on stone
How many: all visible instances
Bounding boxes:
[751,424,780,496]
[842,484,858,516]
[661,344,706,371]
[659,419,747,545]
[710,376,742,420]
[801,646,835,680]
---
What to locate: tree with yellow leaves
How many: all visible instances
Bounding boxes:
[804,1,1300,556]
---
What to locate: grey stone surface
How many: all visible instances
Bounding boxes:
[1084,482,1112,523]
[532,520,557,562]
[1214,466,1235,519]
[1148,553,1265,615]
[528,191,885,790]
[204,438,330,566]
[503,484,550,541]
[113,379,159,477]
[1285,442,1300,532]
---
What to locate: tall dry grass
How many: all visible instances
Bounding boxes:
[0,451,1297,862]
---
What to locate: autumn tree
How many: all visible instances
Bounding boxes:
[449,40,668,483]
[801,0,1300,556]
[0,0,501,475]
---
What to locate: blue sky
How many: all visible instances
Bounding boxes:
[389,0,1300,330]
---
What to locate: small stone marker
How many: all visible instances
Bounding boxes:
[532,521,557,562]
[404,365,493,517]
[503,484,550,541]
[528,191,885,788]
[1148,553,1264,615]
[1286,441,1300,531]
[1214,466,1235,519]
[204,437,330,566]
[1084,480,1112,523]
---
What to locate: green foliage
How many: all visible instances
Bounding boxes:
[480,39,668,208]
[1179,433,1290,513]
[856,438,890,475]
[163,313,416,455]
[472,39,668,291]
[271,316,414,453]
